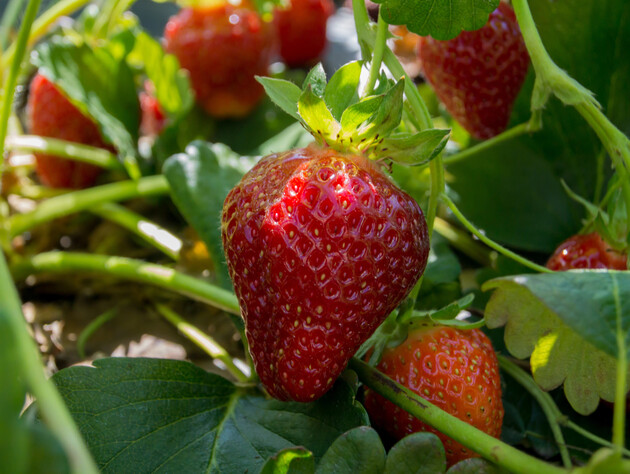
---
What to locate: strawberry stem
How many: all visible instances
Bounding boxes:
[433,216,495,268]
[362,11,388,97]
[90,202,182,261]
[155,303,250,383]
[76,307,119,359]
[443,121,539,167]
[9,251,241,315]
[349,357,567,474]
[4,135,124,171]
[441,193,552,274]
[8,175,170,237]
[0,252,99,474]
[498,355,572,469]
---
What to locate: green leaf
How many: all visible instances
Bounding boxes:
[315,427,386,474]
[447,458,501,473]
[302,63,327,97]
[339,96,383,137]
[484,276,628,414]
[127,32,194,118]
[380,129,449,166]
[257,77,302,122]
[324,61,363,121]
[384,432,446,474]
[52,358,368,473]
[260,447,315,474]
[298,86,341,146]
[33,38,141,178]
[374,0,500,41]
[163,141,257,288]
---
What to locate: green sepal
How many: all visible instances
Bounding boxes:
[324,61,363,121]
[302,62,327,97]
[298,85,341,146]
[256,76,302,121]
[377,129,450,166]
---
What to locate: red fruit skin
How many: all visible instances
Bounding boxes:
[417,3,529,140]
[164,3,274,118]
[27,74,111,189]
[546,232,627,271]
[222,145,430,402]
[275,0,334,68]
[363,323,504,467]
[139,92,166,137]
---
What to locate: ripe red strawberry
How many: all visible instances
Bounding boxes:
[164,1,274,118]
[27,73,111,189]
[417,3,529,140]
[221,144,430,402]
[275,0,334,68]
[363,322,504,467]
[546,232,627,271]
[139,82,166,137]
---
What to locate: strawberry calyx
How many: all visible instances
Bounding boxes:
[257,61,450,166]
[357,293,483,366]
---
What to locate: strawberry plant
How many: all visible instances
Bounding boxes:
[2,0,630,473]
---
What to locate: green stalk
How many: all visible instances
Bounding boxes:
[563,419,630,457]
[155,304,249,383]
[91,202,182,261]
[443,122,535,167]
[0,0,42,172]
[498,356,572,469]
[1,0,91,69]
[5,135,123,171]
[10,251,241,315]
[362,12,388,97]
[9,175,169,237]
[0,252,98,474]
[349,358,566,474]
[433,216,495,268]
[441,193,551,274]
[76,308,119,359]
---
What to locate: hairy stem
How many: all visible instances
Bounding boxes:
[5,135,123,171]
[91,202,182,261]
[10,251,240,315]
[9,175,169,237]
[156,304,249,383]
[0,252,98,473]
[441,193,551,274]
[498,356,572,468]
[349,358,566,474]
[362,12,388,97]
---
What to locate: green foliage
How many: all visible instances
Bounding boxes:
[51,358,369,473]
[373,0,500,41]
[163,141,257,288]
[315,427,386,474]
[384,432,446,473]
[260,447,315,474]
[446,458,502,473]
[484,276,628,414]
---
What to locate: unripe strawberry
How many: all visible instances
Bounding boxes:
[546,232,627,271]
[27,74,111,189]
[417,3,529,140]
[364,322,504,467]
[275,0,334,68]
[222,144,430,402]
[164,1,274,118]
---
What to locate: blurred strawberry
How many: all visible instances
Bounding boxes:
[546,232,627,271]
[164,1,274,118]
[275,0,334,68]
[139,82,166,137]
[27,73,112,189]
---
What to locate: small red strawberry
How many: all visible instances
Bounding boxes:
[417,3,529,140]
[139,82,166,137]
[275,0,334,68]
[546,232,627,271]
[164,1,274,118]
[363,322,504,467]
[27,73,112,189]
[221,144,430,402]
